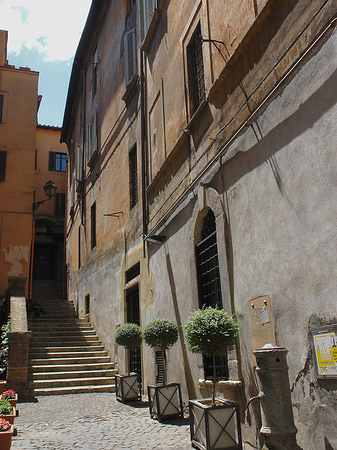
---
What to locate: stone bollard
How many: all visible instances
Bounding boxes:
[253,344,301,450]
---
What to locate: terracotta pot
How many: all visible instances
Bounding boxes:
[0,425,14,450]
[0,407,16,425]
[7,396,17,409]
[0,382,6,395]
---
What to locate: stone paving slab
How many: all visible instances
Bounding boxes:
[11,393,192,450]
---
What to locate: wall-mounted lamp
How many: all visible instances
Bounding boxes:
[33,180,57,211]
[144,234,166,245]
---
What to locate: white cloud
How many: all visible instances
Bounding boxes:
[0,0,92,61]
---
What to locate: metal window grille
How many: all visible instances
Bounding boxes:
[155,351,166,384]
[91,202,96,249]
[196,210,228,381]
[187,23,206,114]
[126,284,142,382]
[129,145,138,208]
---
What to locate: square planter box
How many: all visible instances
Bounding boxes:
[1,394,18,409]
[189,398,242,450]
[0,424,14,450]
[115,373,141,403]
[147,382,183,421]
[0,406,16,425]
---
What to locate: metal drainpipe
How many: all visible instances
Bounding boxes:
[140,48,147,257]
[81,67,86,226]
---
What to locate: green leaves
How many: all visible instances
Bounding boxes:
[114,323,143,350]
[0,399,12,415]
[143,318,178,352]
[184,306,238,357]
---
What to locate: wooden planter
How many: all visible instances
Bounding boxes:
[115,373,141,403]
[189,398,242,450]
[147,383,183,421]
[0,425,14,450]
[0,407,16,425]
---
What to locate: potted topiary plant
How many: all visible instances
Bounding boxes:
[185,306,242,450]
[0,399,15,425]
[0,418,14,450]
[114,323,143,403]
[143,318,183,421]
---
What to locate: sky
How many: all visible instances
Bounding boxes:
[0,0,93,127]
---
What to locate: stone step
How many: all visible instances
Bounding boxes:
[30,318,88,324]
[29,376,116,388]
[29,323,92,330]
[30,356,112,365]
[30,336,99,344]
[30,362,115,373]
[31,330,97,337]
[29,345,105,353]
[30,350,108,359]
[30,384,116,395]
[29,368,117,380]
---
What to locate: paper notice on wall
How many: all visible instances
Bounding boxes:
[313,332,337,376]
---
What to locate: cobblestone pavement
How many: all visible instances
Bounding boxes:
[11,393,192,450]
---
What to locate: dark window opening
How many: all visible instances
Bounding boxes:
[91,202,96,249]
[54,193,65,217]
[85,294,90,315]
[187,23,206,116]
[129,145,138,208]
[34,149,38,170]
[196,209,228,381]
[49,151,67,172]
[92,49,98,99]
[126,262,140,284]
[0,151,7,181]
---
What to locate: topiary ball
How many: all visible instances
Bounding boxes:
[115,323,143,350]
[184,306,238,357]
[143,318,178,352]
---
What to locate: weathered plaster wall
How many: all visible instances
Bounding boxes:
[0,49,39,295]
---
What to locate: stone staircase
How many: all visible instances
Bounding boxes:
[28,280,116,395]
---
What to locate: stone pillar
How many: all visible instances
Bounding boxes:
[253,344,301,450]
[6,295,31,395]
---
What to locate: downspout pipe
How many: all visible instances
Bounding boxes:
[140,48,147,257]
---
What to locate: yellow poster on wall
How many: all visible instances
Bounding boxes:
[313,332,337,376]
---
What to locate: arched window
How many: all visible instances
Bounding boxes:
[195,209,228,380]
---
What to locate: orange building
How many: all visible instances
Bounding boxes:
[0,30,67,299]
[0,29,38,298]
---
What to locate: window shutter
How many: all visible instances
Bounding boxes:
[124,29,137,85]
[0,95,4,123]
[49,151,55,171]
[0,151,7,181]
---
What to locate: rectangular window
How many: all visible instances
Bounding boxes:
[78,226,81,269]
[54,193,65,217]
[129,145,138,208]
[0,95,3,123]
[34,149,38,170]
[49,151,67,172]
[76,144,83,183]
[139,0,158,43]
[155,351,166,384]
[92,48,98,99]
[124,28,137,86]
[0,150,7,181]
[87,112,98,164]
[85,294,90,315]
[187,23,206,115]
[91,202,96,249]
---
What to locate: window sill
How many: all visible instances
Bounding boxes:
[185,99,208,132]
[199,379,243,398]
[87,150,98,169]
[122,74,139,103]
[140,0,166,53]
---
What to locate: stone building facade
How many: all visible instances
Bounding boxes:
[61,1,337,449]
